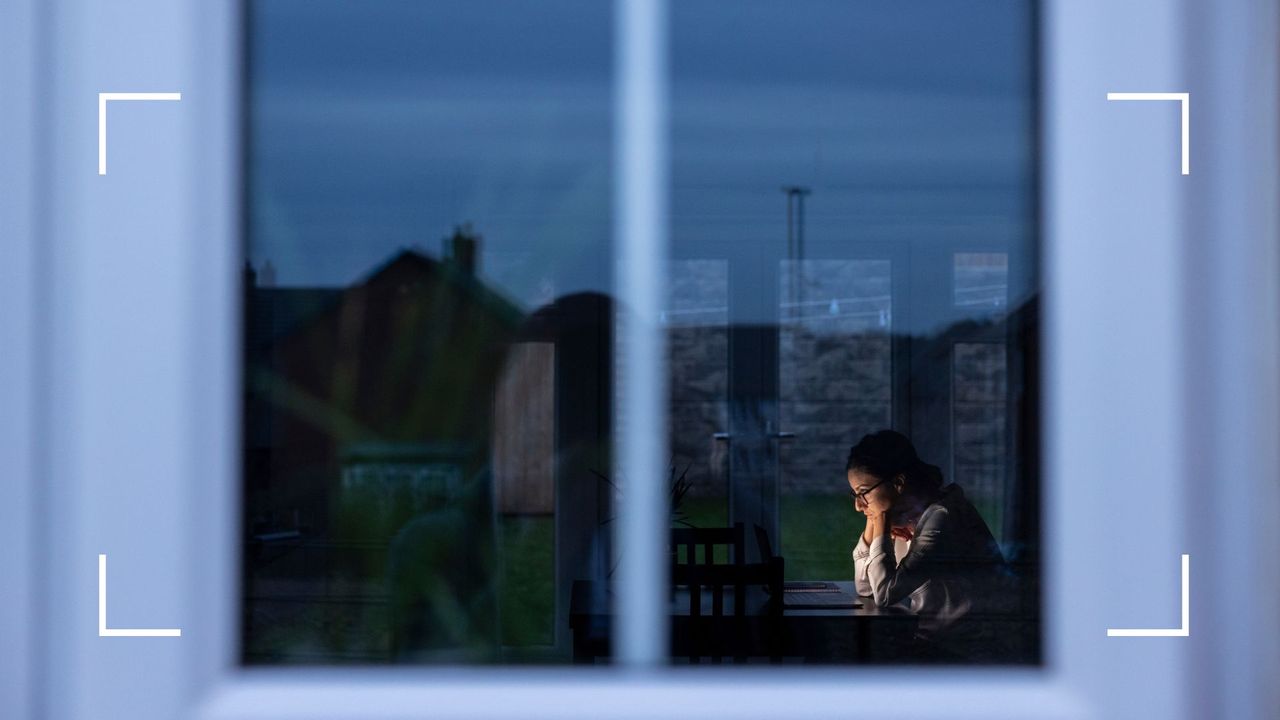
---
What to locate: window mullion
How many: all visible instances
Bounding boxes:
[614,0,669,668]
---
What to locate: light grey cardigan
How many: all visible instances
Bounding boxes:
[853,483,1010,655]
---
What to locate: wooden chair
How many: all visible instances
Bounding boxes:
[669,524,784,663]
[753,523,774,562]
[669,522,745,568]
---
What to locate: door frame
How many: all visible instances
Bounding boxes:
[668,237,911,562]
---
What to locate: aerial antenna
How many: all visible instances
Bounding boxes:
[782,186,812,314]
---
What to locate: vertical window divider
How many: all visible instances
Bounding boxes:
[614,0,669,668]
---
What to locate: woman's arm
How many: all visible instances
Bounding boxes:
[864,507,949,608]
[867,510,891,542]
[852,512,887,597]
[852,525,874,597]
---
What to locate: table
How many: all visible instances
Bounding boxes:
[569,580,918,663]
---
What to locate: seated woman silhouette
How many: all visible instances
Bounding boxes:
[849,430,1010,661]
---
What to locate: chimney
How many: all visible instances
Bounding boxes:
[445,224,479,276]
[259,259,277,287]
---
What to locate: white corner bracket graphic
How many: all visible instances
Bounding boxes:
[1106,553,1190,637]
[97,92,182,175]
[98,554,181,637]
[1105,92,1190,175]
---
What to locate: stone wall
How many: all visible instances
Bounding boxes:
[661,258,1008,516]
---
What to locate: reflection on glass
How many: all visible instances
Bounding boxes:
[666,260,730,534]
[953,342,1009,540]
[780,260,892,581]
[668,0,1039,664]
[242,0,612,664]
[955,252,1010,311]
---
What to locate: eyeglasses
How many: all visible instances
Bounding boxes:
[849,478,887,505]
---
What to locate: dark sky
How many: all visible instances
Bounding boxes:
[249,0,1035,314]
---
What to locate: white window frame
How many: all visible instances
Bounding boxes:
[0,1,40,718]
[5,0,1278,718]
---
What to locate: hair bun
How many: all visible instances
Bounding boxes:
[912,460,944,494]
[846,429,943,496]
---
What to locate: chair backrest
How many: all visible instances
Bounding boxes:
[670,556,785,664]
[753,523,773,561]
[669,522,745,568]
[671,557,784,618]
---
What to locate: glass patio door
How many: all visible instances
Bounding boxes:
[666,237,904,568]
[665,240,790,555]
[776,254,899,578]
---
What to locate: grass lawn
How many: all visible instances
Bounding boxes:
[678,494,867,580]
[496,495,1001,649]
[780,494,866,580]
[498,515,554,647]
[680,494,1004,580]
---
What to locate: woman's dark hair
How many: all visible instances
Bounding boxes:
[845,430,944,496]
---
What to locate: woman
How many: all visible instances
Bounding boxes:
[848,430,1011,661]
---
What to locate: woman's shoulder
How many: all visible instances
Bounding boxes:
[918,485,976,530]
[916,499,952,532]
[932,484,1005,556]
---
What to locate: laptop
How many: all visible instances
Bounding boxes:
[781,581,863,609]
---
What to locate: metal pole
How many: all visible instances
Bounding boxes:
[781,186,811,313]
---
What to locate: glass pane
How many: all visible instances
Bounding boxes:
[242,0,613,664]
[955,252,1010,311]
[780,259,892,581]
[952,342,1009,541]
[668,0,1039,664]
[666,260,730,537]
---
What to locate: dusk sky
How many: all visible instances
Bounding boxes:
[249,0,1035,321]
